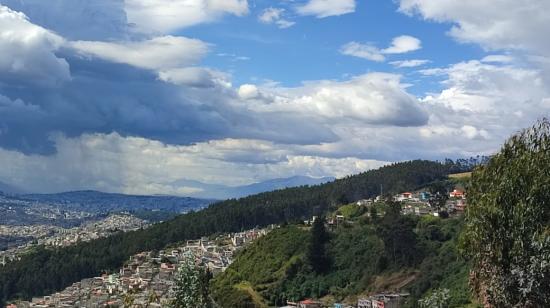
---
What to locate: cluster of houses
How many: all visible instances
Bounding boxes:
[282,293,409,308]
[8,226,275,307]
[0,214,147,265]
[353,187,467,218]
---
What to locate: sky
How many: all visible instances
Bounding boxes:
[0,0,549,195]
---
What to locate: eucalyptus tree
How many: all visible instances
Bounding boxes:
[462,119,550,307]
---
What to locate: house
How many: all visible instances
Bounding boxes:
[394,192,412,202]
[358,298,372,308]
[356,199,372,206]
[455,199,467,211]
[372,299,386,308]
[449,189,465,199]
[395,192,417,202]
[298,299,322,308]
[419,191,431,201]
[369,293,409,308]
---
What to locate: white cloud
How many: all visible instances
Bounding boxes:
[238,84,260,99]
[0,5,70,86]
[382,35,422,54]
[340,42,386,62]
[398,0,550,54]
[258,7,295,29]
[340,35,422,61]
[243,73,429,127]
[419,59,550,156]
[296,0,355,18]
[124,0,249,33]
[70,36,208,71]
[390,59,431,68]
[158,67,231,88]
[481,55,514,64]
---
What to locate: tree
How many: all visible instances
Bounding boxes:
[171,252,211,308]
[306,216,329,273]
[461,119,550,307]
[369,205,378,222]
[376,202,422,267]
[418,288,450,308]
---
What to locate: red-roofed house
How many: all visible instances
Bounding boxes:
[298,299,322,308]
[450,189,465,199]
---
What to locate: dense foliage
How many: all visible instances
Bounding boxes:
[211,210,476,307]
[462,119,550,307]
[0,160,450,304]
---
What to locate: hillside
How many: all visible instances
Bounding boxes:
[0,160,451,304]
[211,210,475,307]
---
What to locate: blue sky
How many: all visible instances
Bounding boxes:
[185,0,484,92]
[0,0,549,195]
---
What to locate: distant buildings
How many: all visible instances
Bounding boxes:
[9,226,274,307]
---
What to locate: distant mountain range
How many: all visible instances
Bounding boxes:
[0,175,335,205]
[18,190,214,214]
[172,175,336,200]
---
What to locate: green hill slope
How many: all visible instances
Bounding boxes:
[211,213,477,307]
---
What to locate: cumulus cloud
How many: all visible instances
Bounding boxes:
[238,84,260,99]
[382,35,422,54]
[258,7,295,29]
[296,0,355,18]
[390,59,431,68]
[0,5,70,86]
[124,0,249,33]
[418,59,550,156]
[398,0,550,54]
[261,73,429,127]
[70,36,208,71]
[340,35,422,62]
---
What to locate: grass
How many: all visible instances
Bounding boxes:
[235,281,268,308]
[448,172,472,179]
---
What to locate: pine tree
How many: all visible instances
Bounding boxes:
[306,216,329,273]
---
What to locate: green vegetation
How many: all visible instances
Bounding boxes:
[211,208,477,307]
[0,160,451,304]
[171,252,212,308]
[335,203,366,219]
[462,119,550,307]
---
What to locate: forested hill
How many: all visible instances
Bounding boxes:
[0,160,450,303]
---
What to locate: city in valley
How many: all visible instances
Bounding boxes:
[3,184,468,307]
